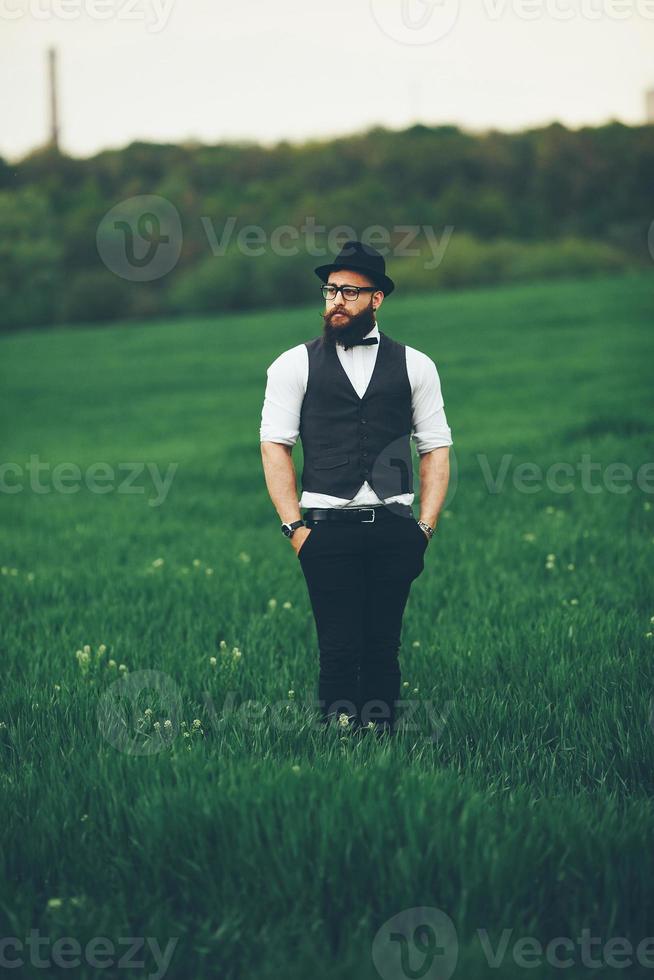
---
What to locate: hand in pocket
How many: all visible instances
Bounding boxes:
[294,527,314,557]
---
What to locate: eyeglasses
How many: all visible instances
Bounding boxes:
[321,284,377,302]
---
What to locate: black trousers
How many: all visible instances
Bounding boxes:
[297,505,428,734]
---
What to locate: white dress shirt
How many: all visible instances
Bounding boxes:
[259,320,453,509]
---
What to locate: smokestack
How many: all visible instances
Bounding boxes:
[47,47,59,150]
[646,88,654,125]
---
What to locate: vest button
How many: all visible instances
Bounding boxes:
[362,452,368,457]
[360,419,367,424]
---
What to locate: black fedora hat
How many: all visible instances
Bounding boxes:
[314,239,395,296]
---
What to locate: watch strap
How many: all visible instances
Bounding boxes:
[281,519,305,537]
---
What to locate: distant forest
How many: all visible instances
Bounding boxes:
[2,120,652,329]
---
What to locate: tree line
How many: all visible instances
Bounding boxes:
[1,120,652,330]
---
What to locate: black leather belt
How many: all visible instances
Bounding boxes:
[302,505,413,525]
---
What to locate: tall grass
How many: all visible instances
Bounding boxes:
[0,272,653,978]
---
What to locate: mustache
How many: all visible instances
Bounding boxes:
[321,298,375,348]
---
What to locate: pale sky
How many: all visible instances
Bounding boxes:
[2,0,653,161]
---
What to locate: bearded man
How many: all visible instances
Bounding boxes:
[260,240,453,736]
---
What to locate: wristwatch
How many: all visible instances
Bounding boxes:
[281,519,305,539]
[417,519,435,540]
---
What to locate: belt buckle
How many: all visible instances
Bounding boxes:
[361,508,376,523]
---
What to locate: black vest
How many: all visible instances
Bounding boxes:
[299,330,414,500]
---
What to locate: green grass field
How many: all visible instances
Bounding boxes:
[1,272,653,979]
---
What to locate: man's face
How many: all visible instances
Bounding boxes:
[321,270,384,348]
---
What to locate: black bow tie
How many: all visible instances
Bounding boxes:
[342,337,379,350]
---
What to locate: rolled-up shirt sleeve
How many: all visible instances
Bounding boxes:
[259,347,306,447]
[409,350,453,454]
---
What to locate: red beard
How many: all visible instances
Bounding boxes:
[322,298,376,349]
